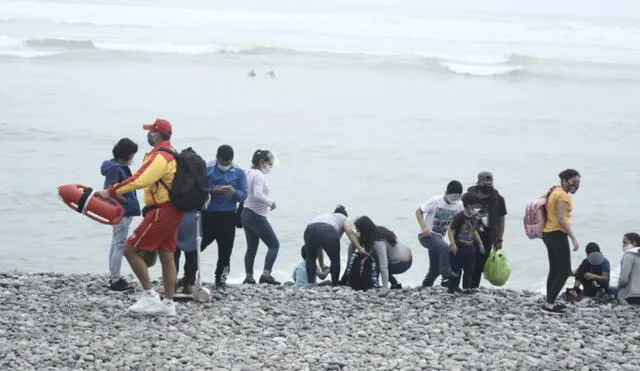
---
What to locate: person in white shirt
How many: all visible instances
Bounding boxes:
[415,180,464,287]
[241,149,280,285]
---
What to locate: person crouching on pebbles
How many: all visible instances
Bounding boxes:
[447,192,485,294]
[303,205,364,286]
[96,119,183,316]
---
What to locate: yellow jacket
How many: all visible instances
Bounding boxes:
[108,141,177,206]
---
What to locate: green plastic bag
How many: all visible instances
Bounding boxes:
[483,249,511,286]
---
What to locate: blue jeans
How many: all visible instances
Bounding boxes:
[109,216,132,281]
[448,246,476,291]
[419,234,451,286]
[241,208,280,275]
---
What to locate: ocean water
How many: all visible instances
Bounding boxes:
[1,0,639,290]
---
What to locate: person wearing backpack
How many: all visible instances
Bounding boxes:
[416,180,464,287]
[96,119,184,316]
[197,145,248,289]
[540,169,581,314]
[242,149,280,285]
[100,138,141,292]
[353,217,412,289]
[466,171,507,289]
[303,205,365,286]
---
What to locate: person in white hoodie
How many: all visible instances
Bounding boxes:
[618,232,640,305]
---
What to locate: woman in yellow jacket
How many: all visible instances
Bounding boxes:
[541,169,581,314]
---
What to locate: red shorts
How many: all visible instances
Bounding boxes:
[127,204,183,252]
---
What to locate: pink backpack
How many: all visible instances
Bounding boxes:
[523,186,557,239]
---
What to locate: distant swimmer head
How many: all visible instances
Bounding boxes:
[334,204,347,217]
[251,149,279,174]
[248,70,256,77]
[559,169,581,194]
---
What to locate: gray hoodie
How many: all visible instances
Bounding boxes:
[617,247,640,302]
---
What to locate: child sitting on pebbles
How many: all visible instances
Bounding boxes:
[447,192,485,294]
[287,245,331,286]
[568,242,610,299]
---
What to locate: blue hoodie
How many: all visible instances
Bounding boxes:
[100,160,141,217]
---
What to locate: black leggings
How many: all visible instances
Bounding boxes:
[543,230,571,304]
[201,211,237,282]
[304,223,341,285]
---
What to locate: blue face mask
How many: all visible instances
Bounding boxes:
[147,132,155,147]
[217,163,231,172]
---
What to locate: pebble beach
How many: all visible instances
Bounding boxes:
[1,272,639,370]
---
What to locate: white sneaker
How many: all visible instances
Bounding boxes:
[156,300,176,316]
[128,291,161,313]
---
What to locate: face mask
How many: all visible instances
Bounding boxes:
[446,194,461,204]
[472,207,482,215]
[567,183,579,194]
[146,131,155,147]
[218,163,231,172]
[261,165,272,174]
[623,244,634,252]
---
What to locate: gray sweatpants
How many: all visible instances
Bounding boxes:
[109,216,133,281]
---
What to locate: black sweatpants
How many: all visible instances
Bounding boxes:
[304,223,341,285]
[448,246,476,291]
[174,250,197,286]
[201,211,237,283]
[542,230,571,304]
[470,229,494,289]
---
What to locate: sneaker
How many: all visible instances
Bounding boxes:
[109,278,133,292]
[541,304,566,314]
[259,275,281,285]
[462,289,476,295]
[555,302,567,310]
[215,278,226,290]
[243,277,257,285]
[440,279,449,288]
[447,288,463,295]
[182,285,193,294]
[390,283,403,290]
[128,291,161,313]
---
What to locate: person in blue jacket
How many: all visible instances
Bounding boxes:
[200,145,247,288]
[100,138,141,291]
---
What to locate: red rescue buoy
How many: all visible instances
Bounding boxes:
[57,184,124,225]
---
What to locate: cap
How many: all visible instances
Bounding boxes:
[477,171,493,182]
[143,119,172,137]
[446,180,463,194]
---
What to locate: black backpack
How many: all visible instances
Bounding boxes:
[157,147,209,212]
[339,252,379,291]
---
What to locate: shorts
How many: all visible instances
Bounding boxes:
[127,204,183,252]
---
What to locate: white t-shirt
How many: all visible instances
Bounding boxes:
[417,195,463,236]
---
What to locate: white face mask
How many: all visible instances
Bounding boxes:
[623,244,634,252]
[261,165,272,174]
[218,163,231,172]
[446,194,461,204]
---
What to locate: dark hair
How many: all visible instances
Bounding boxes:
[300,245,308,260]
[353,216,397,251]
[112,138,138,161]
[251,149,274,168]
[159,132,171,141]
[217,145,234,161]
[624,232,640,247]
[586,242,600,254]
[446,180,463,194]
[559,169,580,182]
[461,192,481,208]
[334,205,347,217]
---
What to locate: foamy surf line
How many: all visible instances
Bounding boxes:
[2,36,637,79]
